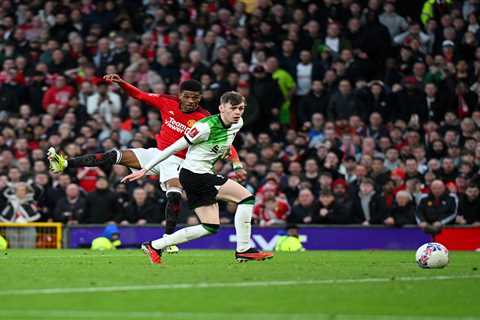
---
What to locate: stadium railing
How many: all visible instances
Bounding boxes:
[0,222,63,249]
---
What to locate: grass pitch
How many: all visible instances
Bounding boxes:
[0,249,479,320]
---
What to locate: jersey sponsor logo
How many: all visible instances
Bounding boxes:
[166,117,190,133]
[188,127,199,138]
[187,119,196,127]
[211,145,219,153]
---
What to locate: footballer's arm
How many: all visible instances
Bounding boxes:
[228,146,247,181]
[103,74,173,108]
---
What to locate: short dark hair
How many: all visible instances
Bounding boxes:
[467,183,479,190]
[360,177,375,186]
[179,79,202,92]
[220,91,245,106]
[319,189,334,197]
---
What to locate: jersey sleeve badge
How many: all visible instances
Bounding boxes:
[188,127,199,138]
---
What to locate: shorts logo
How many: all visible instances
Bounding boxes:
[188,127,199,138]
[187,119,196,127]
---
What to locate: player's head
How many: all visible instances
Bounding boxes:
[179,79,202,113]
[219,91,245,125]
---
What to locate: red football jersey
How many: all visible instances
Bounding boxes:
[120,82,209,159]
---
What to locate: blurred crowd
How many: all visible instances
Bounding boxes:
[0,0,480,230]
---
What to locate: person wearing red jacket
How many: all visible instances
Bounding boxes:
[253,181,290,226]
[48,75,246,253]
[41,75,75,115]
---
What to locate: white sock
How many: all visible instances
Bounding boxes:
[235,203,253,252]
[151,225,211,250]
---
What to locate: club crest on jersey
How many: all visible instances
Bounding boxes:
[188,127,199,138]
[187,119,196,127]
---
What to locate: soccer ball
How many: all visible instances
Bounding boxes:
[415,242,449,268]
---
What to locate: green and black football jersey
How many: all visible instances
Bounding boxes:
[182,114,242,174]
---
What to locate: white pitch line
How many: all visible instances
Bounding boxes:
[11,252,218,258]
[1,274,479,296]
[0,310,478,320]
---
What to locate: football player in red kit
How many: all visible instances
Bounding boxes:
[48,75,246,253]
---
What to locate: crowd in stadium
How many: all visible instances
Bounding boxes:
[0,0,480,231]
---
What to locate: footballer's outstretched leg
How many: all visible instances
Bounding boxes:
[141,242,162,264]
[47,148,137,173]
[147,223,218,263]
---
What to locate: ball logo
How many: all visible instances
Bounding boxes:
[187,119,196,127]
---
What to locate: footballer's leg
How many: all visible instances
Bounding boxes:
[143,169,225,264]
[163,179,182,254]
[158,156,185,254]
[145,204,220,264]
[47,148,141,173]
[217,179,273,262]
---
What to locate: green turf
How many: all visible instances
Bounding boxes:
[0,249,479,320]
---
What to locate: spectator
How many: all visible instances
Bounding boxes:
[297,81,329,126]
[295,50,324,99]
[327,79,358,121]
[318,23,350,57]
[421,82,448,122]
[253,181,290,226]
[121,188,161,225]
[405,157,424,182]
[0,79,19,113]
[0,182,40,248]
[385,190,417,226]
[371,157,390,189]
[0,182,40,223]
[416,180,457,235]
[237,81,260,132]
[457,183,480,225]
[41,75,75,115]
[86,81,121,123]
[83,177,121,223]
[379,1,409,38]
[421,0,454,27]
[352,178,388,225]
[288,188,316,224]
[250,65,283,126]
[311,189,352,224]
[359,82,392,123]
[266,56,296,125]
[54,183,86,224]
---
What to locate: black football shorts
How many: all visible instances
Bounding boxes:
[179,168,228,209]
